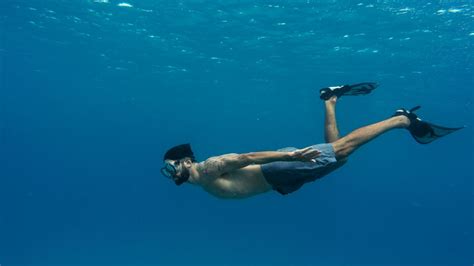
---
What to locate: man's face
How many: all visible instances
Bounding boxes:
[162,159,190,185]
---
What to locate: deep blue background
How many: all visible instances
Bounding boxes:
[1,0,473,265]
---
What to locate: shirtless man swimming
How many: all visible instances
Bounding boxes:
[160,83,462,199]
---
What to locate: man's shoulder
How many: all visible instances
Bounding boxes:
[198,153,242,176]
[196,160,220,177]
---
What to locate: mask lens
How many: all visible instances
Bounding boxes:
[161,162,177,178]
[160,168,171,178]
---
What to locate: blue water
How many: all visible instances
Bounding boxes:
[1,0,473,265]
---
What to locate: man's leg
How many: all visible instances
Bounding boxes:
[332,115,410,160]
[324,96,340,143]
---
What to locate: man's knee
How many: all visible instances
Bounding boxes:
[332,139,352,159]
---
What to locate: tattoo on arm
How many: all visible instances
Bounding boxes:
[202,154,248,176]
[207,158,225,172]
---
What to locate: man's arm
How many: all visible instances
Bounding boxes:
[202,147,320,176]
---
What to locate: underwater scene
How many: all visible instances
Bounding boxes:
[1,0,473,265]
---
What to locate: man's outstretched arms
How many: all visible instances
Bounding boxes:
[201,147,320,176]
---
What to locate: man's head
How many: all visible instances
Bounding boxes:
[161,144,196,185]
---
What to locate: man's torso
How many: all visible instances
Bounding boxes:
[197,144,341,198]
[200,164,273,199]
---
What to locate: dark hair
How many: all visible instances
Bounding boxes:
[163,143,196,162]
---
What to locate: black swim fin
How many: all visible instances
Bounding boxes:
[319,82,378,100]
[392,106,464,144]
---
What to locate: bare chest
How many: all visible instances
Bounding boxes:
[202,165,272,199]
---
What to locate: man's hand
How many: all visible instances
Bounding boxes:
[289,147,321,162]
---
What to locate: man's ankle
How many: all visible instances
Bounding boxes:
[392,116,410,128]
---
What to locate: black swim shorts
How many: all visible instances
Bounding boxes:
[260,143,344,195]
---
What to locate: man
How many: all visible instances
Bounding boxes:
[161,83,462,199]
